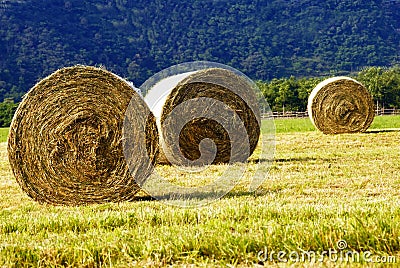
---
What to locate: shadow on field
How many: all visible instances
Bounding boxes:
[130,191,269,203]
[224,190,266,199]
[131,195,156,202]
[273,157,319,163]
[365,128,400,134]
[131,190,273,203]
[250,157,331,163]
[132,190,236,203]
[248,158,274,164]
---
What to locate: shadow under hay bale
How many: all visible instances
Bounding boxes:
[7,65,158,206]
[145,68,260,166]
[307,76,375,134]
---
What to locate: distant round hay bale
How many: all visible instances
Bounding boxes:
[7,65,158,205]
[308,76,375,134]
[145,68,260,165]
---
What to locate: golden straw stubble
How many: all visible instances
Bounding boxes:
[308,76,375,134]
[7,66,158,205]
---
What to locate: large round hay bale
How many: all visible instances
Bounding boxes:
[7,65,158,205]
[145,67,260,166]
[308,76,375,134]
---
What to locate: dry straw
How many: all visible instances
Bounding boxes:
[145,68,260,165]
[7,65,158,205]
[308,76,375,134]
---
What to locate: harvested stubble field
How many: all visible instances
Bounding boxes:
[0,116,400,267]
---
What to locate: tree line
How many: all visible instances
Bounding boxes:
[258,66,400,112]
[0,66,399,127]
[0,99,18,127]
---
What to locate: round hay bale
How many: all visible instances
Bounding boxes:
[7,65,158,205]
[145,67,260,165]
[308,76,375,134]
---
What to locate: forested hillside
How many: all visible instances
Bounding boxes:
[0,0,399,102]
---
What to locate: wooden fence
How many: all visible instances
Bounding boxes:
[374,108,400,116]
[261,108,400,119]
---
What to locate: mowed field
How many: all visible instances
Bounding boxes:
[0,116,400,267]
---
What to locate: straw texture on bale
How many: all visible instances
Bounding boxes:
[146,68,260,165]
[7,65,158,205]
[308,76,375,134]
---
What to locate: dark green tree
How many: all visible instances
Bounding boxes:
[0,100,18,127]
